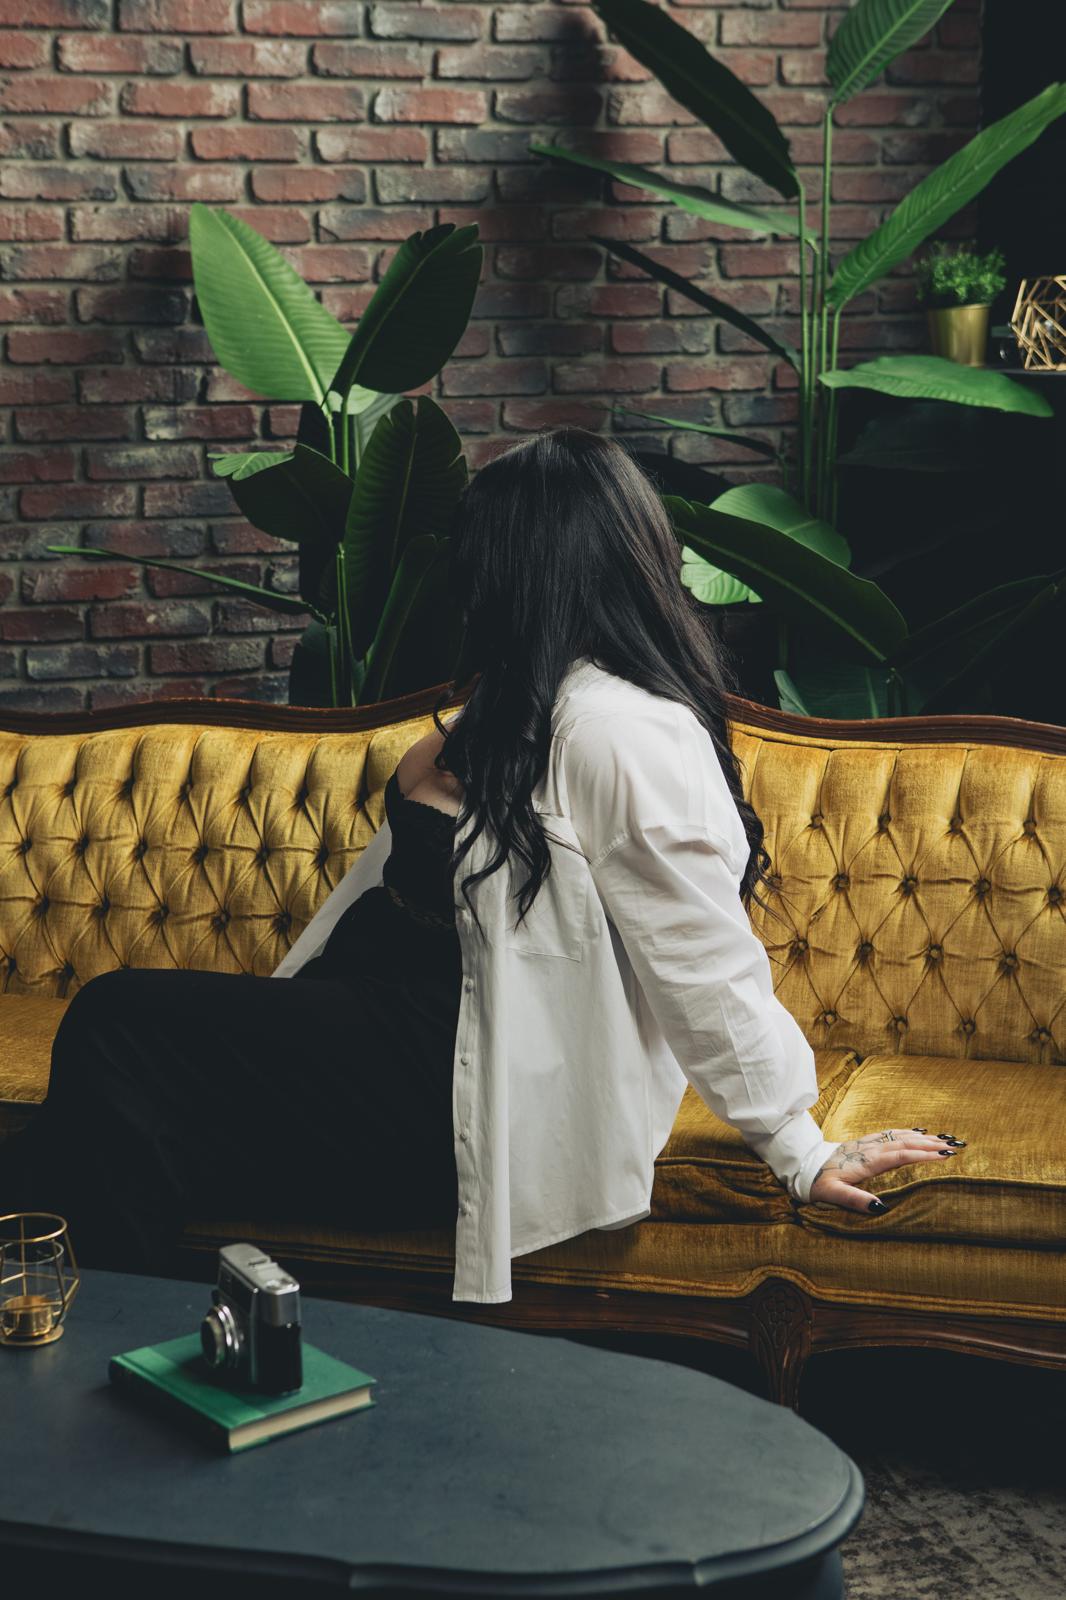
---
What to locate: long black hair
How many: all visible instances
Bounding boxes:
[429,426,772,933]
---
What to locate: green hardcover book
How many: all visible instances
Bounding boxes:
[109,1334,376,1454]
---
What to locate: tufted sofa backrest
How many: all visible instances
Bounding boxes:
[0,703,442,1001]
[0,693,1063,1068]
[732,716,1066,1067]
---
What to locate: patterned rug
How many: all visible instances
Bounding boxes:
[565,1332,1066,1599]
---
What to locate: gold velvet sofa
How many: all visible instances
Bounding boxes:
[1,685,1064,1410]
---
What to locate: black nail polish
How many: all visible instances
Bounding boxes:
[912,1127,928,1133]
[868,1197,887,1213]
[939,1148,956,1156]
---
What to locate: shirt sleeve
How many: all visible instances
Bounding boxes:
[561,703,840,1203]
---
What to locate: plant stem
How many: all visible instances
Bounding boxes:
[797,187,811,509]
[338,401,349,477]
[828,307,842,527]
[812,107,833,518]
[327,621,338,708]
[335,542,356,705]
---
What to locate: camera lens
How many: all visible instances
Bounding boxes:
[200,1303,242,1370]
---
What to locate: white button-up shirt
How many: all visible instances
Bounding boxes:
[271,656,840,1303]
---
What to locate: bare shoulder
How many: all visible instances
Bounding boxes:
[395,716,464,809]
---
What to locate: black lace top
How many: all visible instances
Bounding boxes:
[379,767,459,928]
[294,766,460,983]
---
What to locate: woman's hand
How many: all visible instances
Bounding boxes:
[809,1128,967,1213]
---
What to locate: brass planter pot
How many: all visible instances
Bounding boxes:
[926,303,991,366]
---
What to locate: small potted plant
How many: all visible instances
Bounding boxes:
[915,243,1007,367]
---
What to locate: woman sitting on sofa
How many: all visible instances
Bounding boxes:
[1,427,964,1295]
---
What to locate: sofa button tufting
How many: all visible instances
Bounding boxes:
[1048,885,1063,905]
[878,811,891,829]
[961,1018,976,1035]
[791,937,808,956]
[833,873,849,891]
[19,837,31,855]
[97,896,110,917]
[76,834,90,854]
[1000,951,1019,972]
[926,943,943,962]
[1023,818,1038,837]
[948,815,962,833]
[4,779,16,797]
[892,1014,908,1030]
[900,875,917,895]
[1031,1026,1052,1043]
[810,813,823,829]
[214,909,231,929]
[821,1010,837,1026]
[857,940,873,960]
[974,877,991,897]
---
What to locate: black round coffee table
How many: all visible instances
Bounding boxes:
[0,1269,863,1597]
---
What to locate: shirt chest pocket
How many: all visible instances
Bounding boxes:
[504,812,590,963]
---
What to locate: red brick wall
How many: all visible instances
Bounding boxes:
[0,0,981,710]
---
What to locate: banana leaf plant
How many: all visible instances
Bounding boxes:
[533,0,1066,717]
[48,208,483,707]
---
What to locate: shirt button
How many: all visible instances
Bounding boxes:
[459,1201,471,1216]
[459,1127,470,1142]
[460,1052,470,1065]
[463,978,474,992]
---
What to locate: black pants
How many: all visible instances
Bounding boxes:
[1,961,460,1274]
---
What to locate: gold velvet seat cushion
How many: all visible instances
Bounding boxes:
[805,1054,1066,1249]
[180,1217,1066,1322]
[0,994,68,1134]
[649,1047,862,1222]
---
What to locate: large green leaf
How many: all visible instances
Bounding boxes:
[210,449,294,480]
[592,0,798,199]
[889,570,1066,712]
[596,239,800,367]
[714,483,852,565]
[828,83,1066,306]
[820,355,1053,417]
[188,204,349,403]
[531,145,812,241]
[359,535,443,705]
[666,496,906,660]
[827,0,955,106]
[774,664,890,718]
[329,223,482,399]
[217,443,354,546]
[681,545,761,606]
[44,544,325,621]
[615,405,779,460]
[342,396,467,659]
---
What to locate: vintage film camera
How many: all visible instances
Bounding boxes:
[200,1243,302,1395]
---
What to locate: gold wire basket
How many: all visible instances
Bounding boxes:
[0,1213,80,1347]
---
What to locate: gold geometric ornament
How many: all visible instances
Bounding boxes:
[1010,276,1066,369]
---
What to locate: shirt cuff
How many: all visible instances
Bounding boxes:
[746,1107,841,1204]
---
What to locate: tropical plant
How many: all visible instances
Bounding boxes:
[914,242,1007,308]
[533,0,1066,717]
[47,207,483,707]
